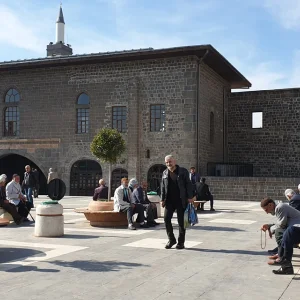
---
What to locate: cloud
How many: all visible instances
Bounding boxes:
[263,0,300,30]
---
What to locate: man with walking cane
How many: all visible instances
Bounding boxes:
[6,174,33,222]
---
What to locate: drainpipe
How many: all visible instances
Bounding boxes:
[196,50,209,173]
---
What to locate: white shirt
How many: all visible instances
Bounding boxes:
[6,181,24,206]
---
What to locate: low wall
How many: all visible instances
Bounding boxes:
[206,177,300,202]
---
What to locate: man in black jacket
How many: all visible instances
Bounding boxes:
[22,165,36,208]
[195,178,215,211]
[161,155,193,250]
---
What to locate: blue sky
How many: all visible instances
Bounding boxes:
[0,0,299,90]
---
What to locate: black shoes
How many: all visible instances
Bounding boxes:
[165,240,177,249]
[268,247,278,254]
[176,243,185,250]
[273,259,294,275]
[140,223,149,228]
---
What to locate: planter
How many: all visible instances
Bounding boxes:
[88,200,114,212]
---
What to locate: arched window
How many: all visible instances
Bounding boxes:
[77,93,90,134]
[210,112,214,144]
[4,89,20,136]
[5,88,20,103]
[147,164,167,193]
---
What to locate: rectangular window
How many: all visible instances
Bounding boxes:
[112,106,127,132]
[252,112,263,128]
[150,104,165,132]
[4,106,19,136]
[77,108,89,133]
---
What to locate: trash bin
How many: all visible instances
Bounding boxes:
[35,201,64,237]
[147,191,163,217]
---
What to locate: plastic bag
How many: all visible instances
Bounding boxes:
[184,203,198,229]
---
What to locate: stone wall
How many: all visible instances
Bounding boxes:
[228,88,300,177]
[207,177,300,202]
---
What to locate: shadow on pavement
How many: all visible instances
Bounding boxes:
[0,247,46,264]
[50,260,149,272]
[60,234,101,239]
[188,225,245,232]
[185,248,267,256]
[4,265,60,273]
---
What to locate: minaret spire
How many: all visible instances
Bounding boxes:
[56,4,65,43]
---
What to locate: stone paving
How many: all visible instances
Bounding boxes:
[0,196,299,300]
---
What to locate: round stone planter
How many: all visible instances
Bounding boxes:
[88,200,114,212]
[81,211,127,227]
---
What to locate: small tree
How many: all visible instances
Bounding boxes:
[90,128,126,201]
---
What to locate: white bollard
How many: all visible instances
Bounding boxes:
[147,195,163,217]
[35,203,64,237]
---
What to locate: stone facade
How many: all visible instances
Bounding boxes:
[228,88,300,177]
[0,54,232,194]
[207,177,300,202]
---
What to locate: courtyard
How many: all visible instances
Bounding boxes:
[1,196,299,300]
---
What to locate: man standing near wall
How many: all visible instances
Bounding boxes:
[161,155,193,249]
[22,165,36,208]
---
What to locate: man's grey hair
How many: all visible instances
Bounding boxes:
[129,178,138,187]
[284,189,295,199]
[99,179,105,185]
[0,174,7,183]
[25,165,30,168]
[298,184,300,191]
[165,155,175,161]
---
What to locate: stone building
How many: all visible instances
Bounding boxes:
[0,6,252,196]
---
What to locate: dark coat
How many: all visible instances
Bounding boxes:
[132,186,151,204]
[161,165,194,208]
[22,171,36,188]
[190,172,201,184]
[93,185,108,200]
[289,194,300,211]
[195,182,211,201]
[0,186,6,206]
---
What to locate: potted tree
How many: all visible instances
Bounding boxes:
[90,128,126,211]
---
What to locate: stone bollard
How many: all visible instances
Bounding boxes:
[35,202,64,237]
[147,193,163,217]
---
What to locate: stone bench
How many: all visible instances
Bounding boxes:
[193,200,207,209]
[0,208,14,222]
[75,208,128,227]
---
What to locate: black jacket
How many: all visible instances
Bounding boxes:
[289,194,300,211]
[161,165,193,208]
[195,182,211,201]
[0,186,6,206]
[22,171,36,188]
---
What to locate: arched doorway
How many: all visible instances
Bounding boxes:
[70,160,102,196]
[111,168,128,195]
[0,154,47,194]
[147,164,167,193]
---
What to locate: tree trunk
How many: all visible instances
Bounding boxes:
[108,163,112,201]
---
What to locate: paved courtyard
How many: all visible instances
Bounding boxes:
[1,196,299,300]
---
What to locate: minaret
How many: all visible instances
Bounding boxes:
[56,5,65,44]
[47,4,73,57]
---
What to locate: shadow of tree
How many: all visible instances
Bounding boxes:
[0,247,46,264]
[50,260,149,272]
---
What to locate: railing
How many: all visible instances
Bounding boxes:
[207,162,253,177]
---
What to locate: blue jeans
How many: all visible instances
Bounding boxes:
[279,226,300,262]
[24,187,34,207]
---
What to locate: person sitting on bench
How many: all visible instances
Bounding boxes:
[195,177,215,211]
[0,174,23,225]
[6,174,32,222]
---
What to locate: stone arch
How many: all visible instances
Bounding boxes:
[147,164,166,193]
[111,168,128,195]
[0,153,48,194]
[70,159,102,196]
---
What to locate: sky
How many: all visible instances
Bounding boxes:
[0,0,300,91]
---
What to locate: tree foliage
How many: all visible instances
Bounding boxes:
[90,128,126,164]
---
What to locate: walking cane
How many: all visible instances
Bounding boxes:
[23,201,35,223]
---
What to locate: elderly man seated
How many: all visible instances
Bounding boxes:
[285,189,300,211]
[6,174,32,222]
[114,177,148,230]
[0,174,23,225]
[93,179,108,200]
[130,179,158,227]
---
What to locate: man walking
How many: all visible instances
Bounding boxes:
[32,168,40,198]
[161,155,193,249]
[22,165,36,208]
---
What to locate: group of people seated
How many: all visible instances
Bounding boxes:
[0,173,32,225]
[93,177,158,230]
[261,186,300,275]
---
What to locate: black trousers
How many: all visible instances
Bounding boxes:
[121,204,145,225]
[164,203,186,244]
[0,203,22,222]
[16,201,31,219]
[279,226,300,262]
